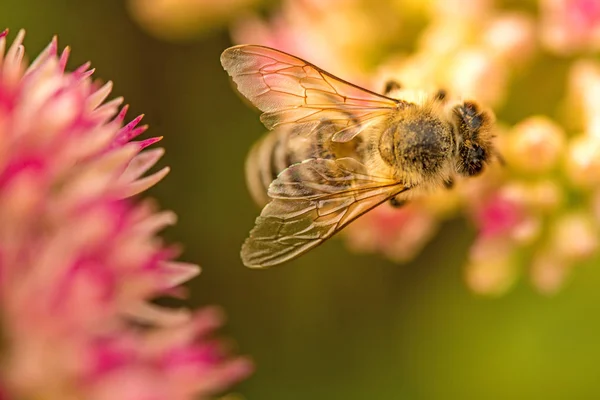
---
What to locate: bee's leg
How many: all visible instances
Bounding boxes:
[383,80,402,96]
[444,178,454,190]
[434,89,447,102]
[389,195,408,208]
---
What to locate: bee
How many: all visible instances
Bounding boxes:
[221,45,496,268]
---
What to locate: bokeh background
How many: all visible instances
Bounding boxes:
[3,0,600,398]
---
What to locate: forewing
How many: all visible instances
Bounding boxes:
[241,158,409,268]
[221,45,406,142]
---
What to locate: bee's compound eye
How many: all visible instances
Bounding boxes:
[457,102,483,131]
[472,145,485,159]
[468,145,486,175]
[464,101,478,113]
[459,144,487,176]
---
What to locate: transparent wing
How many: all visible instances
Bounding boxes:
[221,45,407,142]
[241,158,409,268]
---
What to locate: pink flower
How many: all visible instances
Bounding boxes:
[540,0,600,54]
[0,29,251,399]
[473,193,526,238]
[344,203,439,263]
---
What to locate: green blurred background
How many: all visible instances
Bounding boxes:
[3,1,600,399]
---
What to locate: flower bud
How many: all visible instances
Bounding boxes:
[565,134,600,187]
[445,47,508,107]
[483,13,536,64]
[550,211,598,260]
[465,236,518,295]
[531,250,571,295]
[506,116,566,174]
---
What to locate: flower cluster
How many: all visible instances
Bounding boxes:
[229,0,600,295]
[230,0,406,83]
[0,30,251,398]
[129,0,600,295]
[540,0,600,55]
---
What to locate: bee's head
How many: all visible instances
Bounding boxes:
[452,101,495,177]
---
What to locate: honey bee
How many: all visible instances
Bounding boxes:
[221,45,496,268]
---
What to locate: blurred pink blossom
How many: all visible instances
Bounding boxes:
[345,203,439,263]
[541,0,600,54]
[474,193,526,238]
[0,29,251,399]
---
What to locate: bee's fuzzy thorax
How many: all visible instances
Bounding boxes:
[377,106,455,186]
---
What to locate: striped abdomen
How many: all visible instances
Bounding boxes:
[245,122,364,206]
